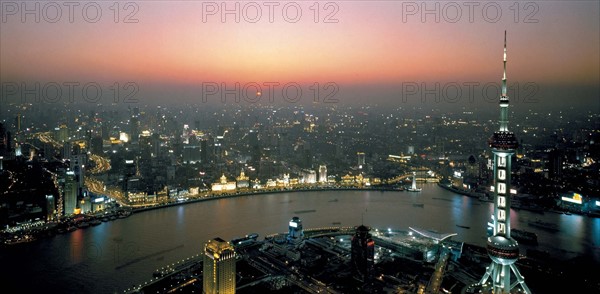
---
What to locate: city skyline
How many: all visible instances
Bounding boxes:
[1,1,599,293]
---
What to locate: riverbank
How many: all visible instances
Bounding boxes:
[1,208,132,247]
[437,183,600,218]
[4,185,599,294]
[131,186,405,213]
[1,186,406,246]
[436,183,487,199]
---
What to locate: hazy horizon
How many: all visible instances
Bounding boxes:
[1,1,598,111]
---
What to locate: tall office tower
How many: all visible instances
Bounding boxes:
[203,237,236,294]
[0,123,7,154]
[476,32,531,294]
[91,136,103,155]
[70,153,87,198]
[5,131,12,154]
[357,152,366,169]
[287,216,304,244]
[183,124,190,144]
[351,225,375,282]
[200,139,208,163]
[62,170,78,216]
[318,165,327,183]
[248,129,260,162]
[130,116,140,144]
[15,113,22,135]
[45,195,56,221]
[14,114,23,145]
[56,124,69,143]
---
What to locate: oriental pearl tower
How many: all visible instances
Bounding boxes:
[475,31,532,294]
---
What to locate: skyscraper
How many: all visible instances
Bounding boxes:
[62,170,78,216]
[45,195,56,221]
[357,152,365,169]
[318,165,327,183]
[287,216,304,244]
[130,107,140,144]
[0,123,7,154]
[351,225,375,282]
[203,237,236,294]
[476,31,531,294]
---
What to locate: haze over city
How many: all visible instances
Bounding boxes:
[1,1,598,109]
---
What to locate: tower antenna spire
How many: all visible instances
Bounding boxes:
[498,30,509,132]
[502,30,507,97]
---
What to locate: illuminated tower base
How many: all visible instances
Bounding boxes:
[475,235,532,293]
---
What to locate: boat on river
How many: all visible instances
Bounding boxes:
[528,219,559,232]
[512,229,538,245]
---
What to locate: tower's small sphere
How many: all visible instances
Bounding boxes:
[487,235,519,265]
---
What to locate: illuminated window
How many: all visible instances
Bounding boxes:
[498,196,506,208]
[498,183,506,194]
[498,209,505,221]
[498,169,506,180]
[498,156,506,167]
[498,223,505,234]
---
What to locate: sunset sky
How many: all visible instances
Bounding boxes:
[1,1,598,107]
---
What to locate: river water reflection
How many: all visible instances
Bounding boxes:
[2,184,599,293]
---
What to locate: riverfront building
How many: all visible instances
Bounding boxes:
[203,237,236,294]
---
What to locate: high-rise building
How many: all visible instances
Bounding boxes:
[130,108,140,144]
[203,237,236,294]
[0,123,7,154]
[15,113,22,134]
[475,32,531,294]
[55,124,69,143]
[351,225,375,282]
[357,152,366,169]
[62,170,78,216]
[183,124,190,144]
[70,153,87,198]
[287,216,304,244]
[248,129,260,162]
[5,131,12,154]
[62,142,73,159]
[301,169,317,184]
[151,133,161,158]
[91,136,103,155]
[200,139,209,163]
[547,149,563,179]
[318,165,327,183]
[183,145,202,164]
[45,195,56,221]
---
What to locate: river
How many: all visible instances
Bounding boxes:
[2,184,599,293]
